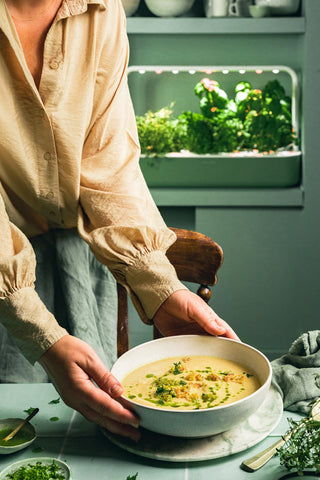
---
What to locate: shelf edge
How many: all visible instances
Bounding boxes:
[127,17,305,35]
[149,187,304,207]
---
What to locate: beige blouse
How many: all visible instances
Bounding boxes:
[0,0,185,364]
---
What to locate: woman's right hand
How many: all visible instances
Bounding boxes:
[39,334,140,441]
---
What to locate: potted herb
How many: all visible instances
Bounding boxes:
[137,77,301,188]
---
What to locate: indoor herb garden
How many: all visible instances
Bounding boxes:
[129,66,301,188]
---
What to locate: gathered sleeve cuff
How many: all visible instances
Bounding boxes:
[78,220,188,324]
[0,194,67,364]
[0,288,68,364]
[125,250,187,323]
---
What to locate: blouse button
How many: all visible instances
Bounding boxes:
[45,191,54,200]
[49,60,59,70]
[44,152,52,161]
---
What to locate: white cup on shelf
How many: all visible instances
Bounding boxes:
[204,0,229,17]
[228,0,252,17]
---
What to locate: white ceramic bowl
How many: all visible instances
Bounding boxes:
[0,418,36,454]
[111,335,272,438]
[249,5,271,17]
[145,0,195,17]
[121,0,140,17]
[255,0,300,15]
[0,458,71,480]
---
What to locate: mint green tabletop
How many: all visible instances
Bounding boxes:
[0,383,304,480]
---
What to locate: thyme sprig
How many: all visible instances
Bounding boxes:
[278,417,320,476]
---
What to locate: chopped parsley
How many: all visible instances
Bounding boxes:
[5,461,65,479]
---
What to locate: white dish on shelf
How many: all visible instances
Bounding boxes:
[145,0,195,17]
[255,0,300,15]
[121,0,140,17]
[249,5,271,17]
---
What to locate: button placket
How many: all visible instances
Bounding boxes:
[40,21,64,106]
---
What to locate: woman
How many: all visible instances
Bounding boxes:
[0,0,239,441]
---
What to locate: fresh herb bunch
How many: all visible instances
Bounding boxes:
[136,103,186,156]
[234,80,296,151]
[136,78,297,156]
[5,461,65,480]
[177,111,214,154]
[277,417,320,476]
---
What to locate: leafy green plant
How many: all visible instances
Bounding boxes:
[194,78,230,117]
[277,417,320,476]
[177,111,214,154]
[178,110,242,154]
[234,80,296,151]
[136,104,186,156]
[135,78,297,156]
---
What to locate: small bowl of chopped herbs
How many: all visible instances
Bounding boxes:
[0,419,36,455]
[0,457,71,480]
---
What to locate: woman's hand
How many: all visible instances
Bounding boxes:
[40,335,140,441]
[153,290,240,341]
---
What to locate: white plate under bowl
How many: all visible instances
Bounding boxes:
[0,457,71,480]
[102,385,282,462]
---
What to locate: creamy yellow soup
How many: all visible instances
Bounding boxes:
[122,356,260,410]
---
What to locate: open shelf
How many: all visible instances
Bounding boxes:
[149,186,304,207]
[126,17,305,35]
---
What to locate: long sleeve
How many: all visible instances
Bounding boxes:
[77,4,186,322]
[0,194,67,363]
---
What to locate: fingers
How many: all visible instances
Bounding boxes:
[40,336,141,440]
[78,389,141,441]
[215,316,241,341]
[194,307,240,341]
[83,404,141,441]
[185,293,240,341]
[154,290,240,341]
[84,359,124,398]
[80,380,139,425]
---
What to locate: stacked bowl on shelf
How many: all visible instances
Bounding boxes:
[121,0,300,17]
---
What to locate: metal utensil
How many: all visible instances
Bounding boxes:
[3,408,39,443]
[241,398,320,472]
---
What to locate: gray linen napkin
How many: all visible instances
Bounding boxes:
[271,330,320,414]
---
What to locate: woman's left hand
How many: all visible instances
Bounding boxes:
[153,290,240,341]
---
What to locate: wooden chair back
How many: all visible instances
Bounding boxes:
[117,227,223,357]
